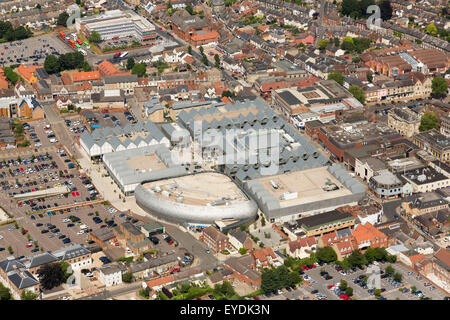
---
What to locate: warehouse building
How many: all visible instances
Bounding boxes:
[78,10,155,41]
[102,144,186,195]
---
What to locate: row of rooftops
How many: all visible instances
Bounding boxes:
[0,243,90,290]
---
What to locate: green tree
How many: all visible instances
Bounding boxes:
[0,283,12,300]
[379,0,393,21]
[88,31,101,43]
[7,246,13,254]
[367,73,373,83]
[287,271,301,287]
[393,272,402,282]
[199,46,204,54]
[82,61,92,72]
[44,55,60,74]
[327,72,345,85]
[316,246,337,263]
[122,272,133,283]
[419,112,439,132]
[131,63,147,77]
[201,54,209,65]
[21,289,39,300]
[127,57,135,70]
[214,54,221,68]
[185,4,194,15]
[57,12,69,27]
[341,36,355,52]
[431,76,448,98]
[318,39,329,51]
[59,261,73,282]
[188,46,192,55]
[349,85,365,104]
[37,263,65,290]
[385,265,395,275]
[348,250,368,267]
[425,23,438,36]
[345,287,353,296]
[411,286,417,293]
[339,280,348,291]
[3,67,19,84]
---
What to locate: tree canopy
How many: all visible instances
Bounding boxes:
[0,283,12,300]
[316,246,338,263]
[349,85,366,104]
[127,57,135,70]
[57,12,70,27]
[379,0,393,21]
[261,265,301,293]
[44,55,61,74]
[21,290,39,300]
[348,250,368,267]
[37,263,65,291]
[327,72,345,85]
[88,31,102,43]
[425,23,438,36]
[419,112,439,132]
[431,76,448,98]
[131,63,147,77]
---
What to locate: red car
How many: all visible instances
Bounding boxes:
[340,294,350,300]
[310,264,316,268]
[18,202,22,207]
[72,192,76,196]
[327,285,334,289]
[26,244,32,248]
[76,192,79,196]
[20,167,24,172]
[168,240,174,245]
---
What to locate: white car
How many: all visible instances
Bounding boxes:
[34,143,42,147]
[77,231,85,235]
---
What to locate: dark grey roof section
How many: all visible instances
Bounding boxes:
[8,270,39,289]
[52,244,91,261]
[129,253,178,273]
[23,252,58,269]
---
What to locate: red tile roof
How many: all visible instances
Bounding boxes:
[72,71,100,82]
[252,247,276,263]
[145,275,175,288]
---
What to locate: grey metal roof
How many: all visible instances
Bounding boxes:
[52,244,91,261]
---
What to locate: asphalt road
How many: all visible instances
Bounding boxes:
[42,104,81,159]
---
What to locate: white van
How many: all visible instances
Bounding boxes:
[79,224,88,230]
[49,138,58,143]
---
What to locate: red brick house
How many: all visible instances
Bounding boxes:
[200,226,229,253]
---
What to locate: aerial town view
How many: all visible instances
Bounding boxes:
[0,0,450,307]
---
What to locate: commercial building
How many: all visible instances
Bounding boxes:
[285,209,356,237]
[102,144,186,195]
[80,121,170,158]
[224,255,261,289]
[413,129,450,163]
[113,222,152,255]
[200,226,229,253]
[98,264,125,287]
[79,10,156,41]
[401,166,450,193]
[271,80,362,122]
[0,257,39,300]
[315,122,403,162]
[387,107,420,138]
[368,169,405,199]
[244,164,365,223]
[441,116,450,138]
[135,172,258,226]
